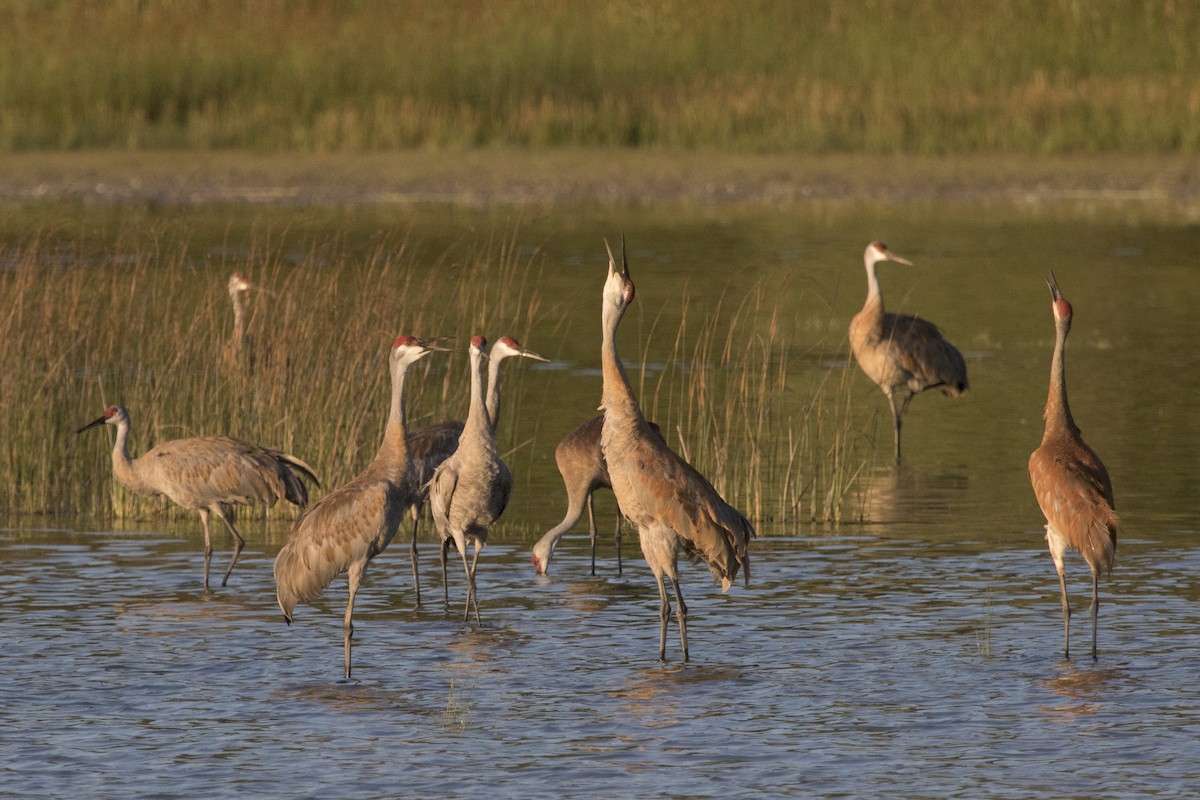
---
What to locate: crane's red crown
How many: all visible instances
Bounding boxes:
[393,335,418,349]
[470,335,487,350]
[104,405,119,418]
[497,336,520,349]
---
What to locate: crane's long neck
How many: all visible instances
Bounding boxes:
[378,356,413,464]
[485,352,504,430]
[230,290,246,351]
[464,351,495,450]
[861,258,885,325]
[1043,321,1079,440]
[109,419,148,494]
[600,297,642,424]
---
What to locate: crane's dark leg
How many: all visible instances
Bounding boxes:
[213,506,245,587]
[440,537,451,607]
[614,508,623,575]
[344,563,364,680]
[198,509,213,590]
[586,493,598,575]
[653,569,671,662]
[887,391,903,464]
[1053,554,1071,659]
[669,573,689,662]
[457,538,478,624]
[409,504,422,607]
[1090,569,1100,660]
[467,540,483,625]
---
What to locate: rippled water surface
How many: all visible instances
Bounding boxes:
[4,197,1200,797]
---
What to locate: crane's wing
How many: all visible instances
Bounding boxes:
[146,435,300,508]
[1028,445,1118,574]
[619,437,755,590]
[274,476,404,618]
[427,459,460,535]
[409,421,465,491]
[882,313,969,395]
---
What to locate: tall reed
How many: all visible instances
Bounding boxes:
[1,220,874,531]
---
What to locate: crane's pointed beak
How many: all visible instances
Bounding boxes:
[419,336,455,352]
[518,346,550,363]
[76,416,107,434]
[1046,270,1061,301]
[888,251,913,267]
[620,234,630,280]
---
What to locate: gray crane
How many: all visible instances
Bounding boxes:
[427,336,513,623]
[406,336,545,603]
[531,414,663,577]
[273,336,441,679]
[849,241,968,463]
[598,239,755,661]
[224,271,256,365]
[77,404,318,589]
[1028,274,1119,659]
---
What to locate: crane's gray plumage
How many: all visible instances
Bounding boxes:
[273,336,440,679]
[849,241,968,463]
[598,238,754,662]
[427,335,514,623]
[531,414,663,577]
[405,336,545,604]
[77,404,318,588]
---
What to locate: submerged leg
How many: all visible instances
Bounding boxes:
[344,563,364,680]
[1090,568,1100,660]
[468,540,483,625]
[887,391,903,464]
[458,538,478,624]
[586,493,598,576]
[653,569,671,662]
[213,506,245,587]
[198,509,213,590]
[614,509,623,575]
[669,573,689,662]
[409,504,422,607]
[1049,536,1071,659]
[440,537,451,607]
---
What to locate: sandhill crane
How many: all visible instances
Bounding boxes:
[77,404,318,589]
[849,241,968,463]
[531,414,663,577]
[405,336,546,603]
[224,271,255,365]
[1028,274,1119,660]
[427,336,513,623]
[273,336,440,679]
[598,238,755,661]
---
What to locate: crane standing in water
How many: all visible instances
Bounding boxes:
[427,336,514,623]
[848,241,968,463]
[274,336,440,680]
[531,414,662,578]
[406,336,546,603]
[77,404,318,589]
[1028,274,1119,660]
[598,238,754,662]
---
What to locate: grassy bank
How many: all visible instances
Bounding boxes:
[2,1,1198,154]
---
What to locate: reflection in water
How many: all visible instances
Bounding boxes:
[1038,662,1123,720]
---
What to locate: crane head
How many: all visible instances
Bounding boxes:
[603,235,635,308]
[1046,271,1073,329]
[391,335,444,365]
[865,241,912,267]
[469,335,487,354]
[228,272,254,295]
[76,404,126,434]
[493,336,550,364]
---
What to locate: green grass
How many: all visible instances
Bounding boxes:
[0,216,871,529]
[2,1,1199,154]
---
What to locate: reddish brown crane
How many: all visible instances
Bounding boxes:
[1028,274,1119,660]
[849,241,968,463]
[598,238,754,662]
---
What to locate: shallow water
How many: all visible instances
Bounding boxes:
[4,196,1200,797]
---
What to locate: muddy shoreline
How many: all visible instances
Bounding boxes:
[4,149,1199,211]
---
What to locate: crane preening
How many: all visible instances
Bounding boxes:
[598,238,755,662]
[1028,274,1119,660]
[849,242,968,463]
[273,336,441,680]
[77,404,319,589]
